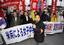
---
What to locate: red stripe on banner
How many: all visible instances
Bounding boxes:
[19,0,25,11]
[0,0,19,9]
[51,0,57,16]
[30,0,38,11]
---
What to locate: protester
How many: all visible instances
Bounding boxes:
[51,13,57,22]
[24,11,33,24]
[34,11,37,16]
[28,10,31,16]
[2,8,10,28]
[28,10,32,19]
[1,8,12,28]
[30,10,35,21]
[58,12,64,22]
[41,11,50,21]
[34,15,45,45]
[19,10,26,24]
[0,9,4,17]
[10,10,20,27]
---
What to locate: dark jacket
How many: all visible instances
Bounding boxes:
[10,15,20,27]
[24,15,33,24]
[20,15,33,24]
[41,11,50,21]
[34,20,45,42]
[4,13,11,28]
[20,15,26,25]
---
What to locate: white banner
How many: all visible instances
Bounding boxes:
[1,24,34,44]
[25,0,30,5]
[1,22,63,44]
[44,22,63,34]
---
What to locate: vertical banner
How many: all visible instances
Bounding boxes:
[19,0,25,11]
[51,0,57,15]
[40,0,44,11]
[30,0,38,11]
[30,0,32,10]
[40,0,47,16]
[41,0,47,10]
[25,0,30,11]
[44,0,47,8]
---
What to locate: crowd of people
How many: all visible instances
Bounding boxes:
[0,8,64,29]
[0,8,46,45]
[0,7,64,45]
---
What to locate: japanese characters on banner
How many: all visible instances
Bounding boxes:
[30,0,38,11]
[1,23,63,44]
[51,0,57,15]
[1,24,34,44]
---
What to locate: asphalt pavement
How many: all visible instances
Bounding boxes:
[6,33,64,45]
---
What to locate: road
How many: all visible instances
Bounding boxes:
[7,33,64,45]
